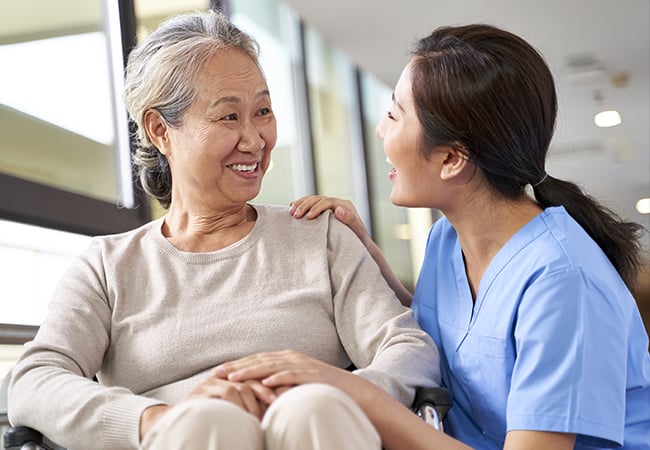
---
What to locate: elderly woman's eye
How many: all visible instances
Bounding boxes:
[258,107,272,116]
[222,113,238,121]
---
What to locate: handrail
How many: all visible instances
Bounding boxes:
[0,324,38,345]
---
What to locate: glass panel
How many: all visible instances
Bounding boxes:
[360,72,415,289]
[360,72,437,288]
[304,27,371,224]
[0,344,24,385]
[0,1,122,204]
[0,219,91,326]
[134,0,209,37]
[229,0,305,205]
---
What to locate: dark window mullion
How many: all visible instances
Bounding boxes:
[0,173,148,236]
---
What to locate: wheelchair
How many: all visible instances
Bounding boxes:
[3,387,452,450]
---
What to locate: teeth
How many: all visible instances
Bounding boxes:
[228,163,258,172]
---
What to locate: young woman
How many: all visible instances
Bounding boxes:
[218,23,650,450]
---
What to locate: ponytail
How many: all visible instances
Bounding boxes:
[533,176,644,290]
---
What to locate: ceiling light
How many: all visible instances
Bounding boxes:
[636,198,650,214]
[594,110,622,128]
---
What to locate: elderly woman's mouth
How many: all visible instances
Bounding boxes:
[227,162,259,173]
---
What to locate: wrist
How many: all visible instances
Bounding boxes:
[140,404,170,441]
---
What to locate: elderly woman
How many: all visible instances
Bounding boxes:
[7,10,440,450]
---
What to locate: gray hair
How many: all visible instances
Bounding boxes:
[124,9,261,208]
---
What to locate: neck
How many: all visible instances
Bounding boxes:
[162,203,256,252]
[444,192,542,299]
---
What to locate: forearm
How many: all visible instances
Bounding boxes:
[365,238,413,307]
[331,222,439,404]
[354,381,472,450]
[9,363,160,450]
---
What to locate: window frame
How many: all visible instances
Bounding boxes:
[0,1,150,237]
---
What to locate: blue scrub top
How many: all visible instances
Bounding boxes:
[412,206,650,449]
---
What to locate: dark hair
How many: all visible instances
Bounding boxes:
[409,23,643,289]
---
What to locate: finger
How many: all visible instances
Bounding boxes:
[289,195,324,214]
[289,195,316,213]
[331,205,369,242]
[247,380,278,405]
[227,362,287,382]
[290,196,328,218]
[238,384,263,419]
[274,385,293,397]
[214,358,272,380]
[303,197,346,219]
[213,353,268,377]
[262,369,322,388]
[215,350,300,379]
[217,382,263,419]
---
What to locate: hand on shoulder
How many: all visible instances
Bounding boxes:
[289,195,369,245]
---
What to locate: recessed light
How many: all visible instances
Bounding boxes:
[594,110,622,127]
[636,198,650,214]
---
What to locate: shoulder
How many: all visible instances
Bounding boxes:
[71,219,163,270]
[535,207,620,279]
[253,203,333,234]
[520,207,634,314]
[252,204,367,255]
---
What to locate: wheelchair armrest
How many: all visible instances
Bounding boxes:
[4,426,65,450]
[412,386,452,431]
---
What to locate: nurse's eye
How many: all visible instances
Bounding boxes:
[387,110,396,120]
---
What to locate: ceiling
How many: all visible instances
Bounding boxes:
[283,0,650,252]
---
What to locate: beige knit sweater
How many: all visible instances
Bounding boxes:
[9,204,440,450]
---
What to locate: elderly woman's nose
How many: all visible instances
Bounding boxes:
[238,121,265,152]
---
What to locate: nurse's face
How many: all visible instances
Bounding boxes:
[375,60,444,208]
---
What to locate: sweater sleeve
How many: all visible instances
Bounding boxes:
[8,241,163,450]
[325,214,441,406]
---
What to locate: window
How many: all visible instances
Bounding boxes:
[0,0,149,235]
[303,26,371,226]
[229,0,313,204]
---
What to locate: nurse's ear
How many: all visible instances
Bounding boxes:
[144,109,171,156]
[440,145,472,181]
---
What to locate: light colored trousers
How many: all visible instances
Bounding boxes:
[141,383,381,450]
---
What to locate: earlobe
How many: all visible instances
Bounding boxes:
[143,109,170,155]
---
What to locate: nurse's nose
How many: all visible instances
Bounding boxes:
[375,115,387,141]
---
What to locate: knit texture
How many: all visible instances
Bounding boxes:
[9,204,440,450]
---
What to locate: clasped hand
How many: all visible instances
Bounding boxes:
[182,374,277,420]
[185,350,348,420]
[141,350,365,440]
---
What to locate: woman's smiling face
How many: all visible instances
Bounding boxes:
[375,60,444,209]
[161,47,277,211]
